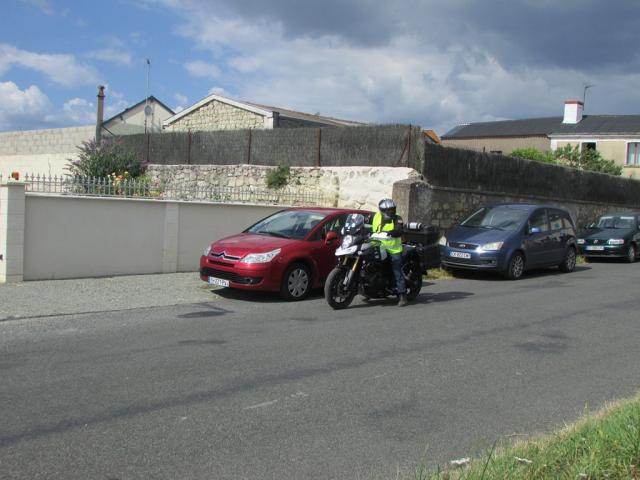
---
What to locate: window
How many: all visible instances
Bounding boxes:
[581,142,596,151]
[548,211,564,231]
[310,214,347,241]
[627,143,640,166]
[529,210,549,233]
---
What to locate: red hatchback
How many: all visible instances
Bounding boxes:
[200,208,371,300]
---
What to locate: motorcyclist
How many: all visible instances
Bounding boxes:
[372,198,408,307]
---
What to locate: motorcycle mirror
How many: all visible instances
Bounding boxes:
[325,231,339,244]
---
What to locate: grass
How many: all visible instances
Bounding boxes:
[425,268,455,280]
[418,394,640,480]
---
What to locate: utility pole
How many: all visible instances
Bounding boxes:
[96,85,105,143]
[144,58,151,134]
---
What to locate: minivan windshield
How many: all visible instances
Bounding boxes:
[596,215,637,229]
[460,206,530,232]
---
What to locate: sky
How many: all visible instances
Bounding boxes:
[1,0,639,135]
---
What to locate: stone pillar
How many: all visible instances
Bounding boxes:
[0,181,26,283]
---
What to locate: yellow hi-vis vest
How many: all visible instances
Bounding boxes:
[372,212,403,254]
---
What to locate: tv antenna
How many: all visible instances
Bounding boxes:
[144,58,152,133]
[583,83,595,111]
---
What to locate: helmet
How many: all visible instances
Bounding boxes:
[378,198,396,221]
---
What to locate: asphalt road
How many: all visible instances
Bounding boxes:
[1,261,640,479]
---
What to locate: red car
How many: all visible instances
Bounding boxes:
[200,207,372,300]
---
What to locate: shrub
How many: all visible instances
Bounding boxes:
[67,138,147,179]
[554,145,623,176]
[510,148,556,164]
[266,161,290,189]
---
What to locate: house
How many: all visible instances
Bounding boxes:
[441,101,640,178]
[102,96,175,135]
[162,93,363,132]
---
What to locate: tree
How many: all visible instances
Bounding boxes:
[67,138,147,179]
[510,148,556,164]
[553,145,623,176]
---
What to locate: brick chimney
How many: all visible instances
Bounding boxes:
[563,100,584,124]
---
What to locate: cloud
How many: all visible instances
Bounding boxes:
[0,43,98,87]
[86,48,133,66]
[0,81,52,130]
[184,60,221,79]
[19,0,53,15]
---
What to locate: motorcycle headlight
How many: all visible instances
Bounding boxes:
[438,235,447,246]
[242,248,281,264]
[608,239,625,245]
[203,245,212,256]
[576,238,585,245]
[341,235,354,249]
[479,241,503,252]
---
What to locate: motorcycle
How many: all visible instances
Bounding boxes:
[324,213,426,309]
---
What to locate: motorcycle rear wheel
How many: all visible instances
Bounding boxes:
[325,267,357,310]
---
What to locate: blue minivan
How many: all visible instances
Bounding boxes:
[439,204,577,279]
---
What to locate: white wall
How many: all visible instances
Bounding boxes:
[22,194,280,280]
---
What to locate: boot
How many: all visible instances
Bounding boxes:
[397,294,409,307]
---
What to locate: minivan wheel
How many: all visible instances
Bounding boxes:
[559,246,577,273]
[504,252,525,280]
[280,263,311,300]
[624,244,636,264]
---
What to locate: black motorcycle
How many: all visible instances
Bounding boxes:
[324,213,426,309]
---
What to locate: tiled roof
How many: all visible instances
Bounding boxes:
[442,115,640,139]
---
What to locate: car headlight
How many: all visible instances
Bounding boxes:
[438,235,447,246]
[341,235,354,249]
[608,239,625,245]
[203,245,212,256]
[242,248,281,264]
[479,241,503,251]
[576,238,585,245]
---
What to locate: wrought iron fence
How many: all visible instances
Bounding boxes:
[1,173,334,207]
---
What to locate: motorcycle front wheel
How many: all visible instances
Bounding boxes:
[324,267,357,310]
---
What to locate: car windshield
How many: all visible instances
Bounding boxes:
[246,210,328,240]
[460,206,530,232]
[596,216,636,229]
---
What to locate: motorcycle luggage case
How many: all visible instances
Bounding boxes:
[402,224,441,269]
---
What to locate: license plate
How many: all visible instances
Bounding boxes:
[449,251,471,259]
[585,246,605,251]
[208,276,230,287]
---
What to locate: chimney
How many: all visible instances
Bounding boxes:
[562,100,583,124]
[96,85,105,142]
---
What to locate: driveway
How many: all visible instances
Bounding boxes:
[1,262,639,479]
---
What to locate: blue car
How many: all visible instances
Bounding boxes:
[439,204,578,279]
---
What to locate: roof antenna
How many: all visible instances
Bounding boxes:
[582,83,595,112]
[144,58,152,133]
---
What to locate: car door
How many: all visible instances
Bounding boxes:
[524,209,552,267]
[546,209,568,264]
[307,213,348,281]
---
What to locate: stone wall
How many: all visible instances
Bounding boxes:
[393,143,640,228]
[166,100,265,132]
[148,164,421,211]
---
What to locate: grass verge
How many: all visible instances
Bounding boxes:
[421,394,640,479]
[425,268,455,280]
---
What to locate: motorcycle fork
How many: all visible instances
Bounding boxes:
[342,257,360,288]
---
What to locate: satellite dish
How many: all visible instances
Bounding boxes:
[144,105,153,116]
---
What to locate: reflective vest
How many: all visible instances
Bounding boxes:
[372,212,403,254]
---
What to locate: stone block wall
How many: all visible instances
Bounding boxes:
[166,100,265,132]
[147,164,421,211]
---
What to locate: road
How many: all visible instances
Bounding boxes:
[1,262,640,479]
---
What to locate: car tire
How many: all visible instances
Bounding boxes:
[559,246,577,273]
[624,244,636,264]
[504,251,525,280]
[280,263,311,301]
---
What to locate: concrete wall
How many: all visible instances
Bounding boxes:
[393,143,640,229]
[0,126,94,176]
[441,135,550,155]
[20,194,280,280]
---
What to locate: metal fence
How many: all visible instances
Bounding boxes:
[1,173,335,207]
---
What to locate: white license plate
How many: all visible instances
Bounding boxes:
[585,246,605,251]
[449,251,471,259]
[208,276,230,287]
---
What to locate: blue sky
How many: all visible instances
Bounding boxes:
[2,0,640,134]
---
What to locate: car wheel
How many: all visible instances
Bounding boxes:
[280,263,311,301]
[559,246,577,273]
[624,244,636,264]
[504,251,525,280]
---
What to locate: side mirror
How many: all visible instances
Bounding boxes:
[325,231,339,244]
[529,226,541,234]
